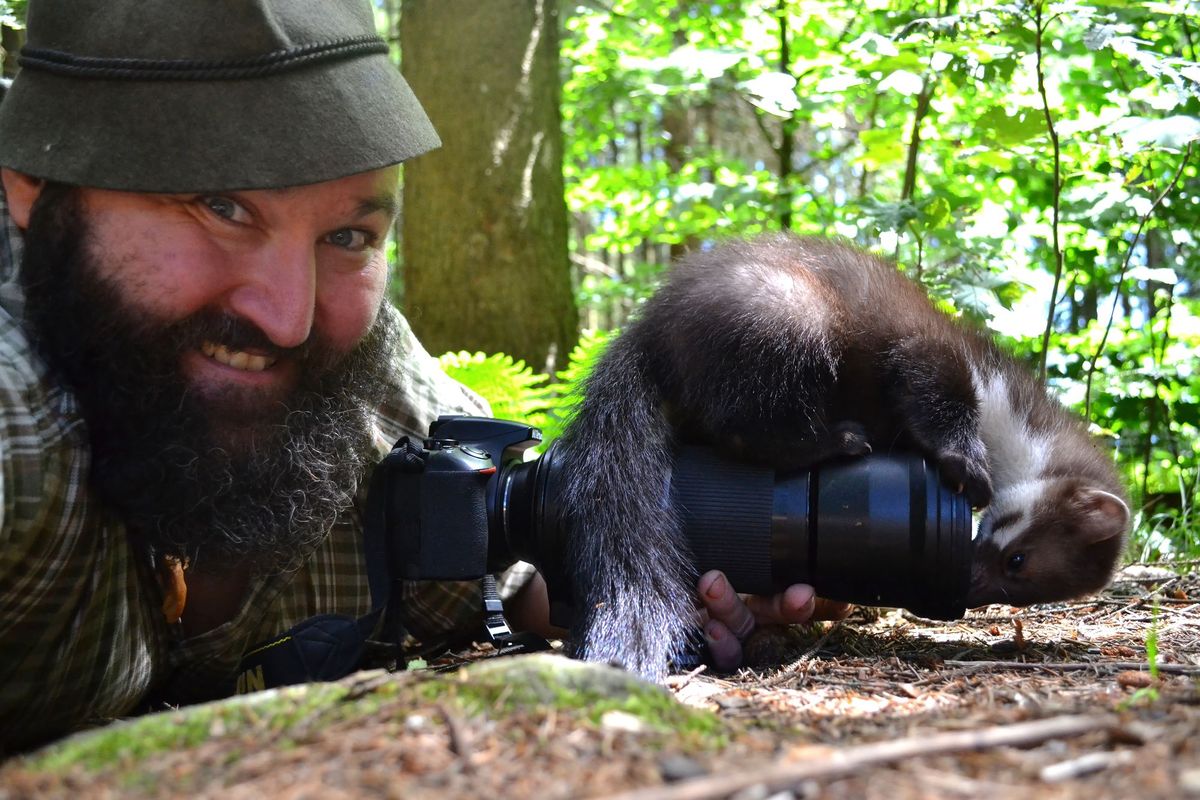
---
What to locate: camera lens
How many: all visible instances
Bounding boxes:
[672,447,972,619]
[497,443,973,621]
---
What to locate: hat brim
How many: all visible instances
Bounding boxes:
[0,54,440,193]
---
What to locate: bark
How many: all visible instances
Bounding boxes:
[401,0,576,373]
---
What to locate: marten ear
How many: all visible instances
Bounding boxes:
[1071,488,1130,544]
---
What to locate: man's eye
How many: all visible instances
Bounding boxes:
[200,196,249,223]
[326,228,371,251]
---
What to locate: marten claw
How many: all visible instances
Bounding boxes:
[937,451,993,509]
[831,421,872,457]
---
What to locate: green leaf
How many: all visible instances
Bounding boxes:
[857,129,906,169]
[911,195,952,235]
[859,197,919,232]
[977,107,1045,147]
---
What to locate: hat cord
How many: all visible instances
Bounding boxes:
[18,34,390,81]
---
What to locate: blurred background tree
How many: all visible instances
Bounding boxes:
[398,0,577,373]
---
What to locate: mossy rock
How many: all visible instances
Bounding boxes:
[425,652,723,739]
[12,653,724,780]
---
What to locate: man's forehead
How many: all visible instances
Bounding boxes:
[218,165,401,218]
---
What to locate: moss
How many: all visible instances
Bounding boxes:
[415,654,727,747]
[27,683,351,773]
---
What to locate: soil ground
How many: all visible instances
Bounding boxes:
[1,563,1197,799]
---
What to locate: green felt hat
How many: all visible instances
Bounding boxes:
[0,0,440,192]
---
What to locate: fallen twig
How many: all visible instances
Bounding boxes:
[667,663,709,693]
[1040,750,1135,782]
[608,713,1121,800]
[435,702,472,770]
[942,659,1200,675]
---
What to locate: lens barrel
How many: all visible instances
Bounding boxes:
[673,447,972,619]
[498,443,973,621]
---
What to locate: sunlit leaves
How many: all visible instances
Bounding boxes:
[0,0,24,27]
[560,0,1200,550]
[977,107,1047,147]
[438,352,555,428]
[1108,115,1200,152]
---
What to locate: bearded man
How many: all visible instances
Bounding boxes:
[0,0,833,750]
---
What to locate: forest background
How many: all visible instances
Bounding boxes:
[1,0,1197,564]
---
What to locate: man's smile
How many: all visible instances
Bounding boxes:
[185,341,298,405]
[200,341,278,373]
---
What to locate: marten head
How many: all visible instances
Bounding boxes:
[966,476,1130,608]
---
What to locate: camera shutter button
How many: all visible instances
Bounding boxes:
[461,445,489,460]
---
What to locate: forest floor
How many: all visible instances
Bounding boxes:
[1,564,1198,799]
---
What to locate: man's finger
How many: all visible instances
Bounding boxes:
[703,619,743,672]
[697,570,755,639]
[742,583,816,626]
[812,597,854,620]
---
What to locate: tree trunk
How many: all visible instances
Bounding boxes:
[2,24,24,79]
[776,0,797,231]
[400,0,576,373]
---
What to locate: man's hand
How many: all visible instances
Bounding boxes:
[698,569,851,671]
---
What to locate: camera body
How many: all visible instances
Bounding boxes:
[381,415,542,582]
[376,415,973,626]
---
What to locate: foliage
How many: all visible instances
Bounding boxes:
[558,0,1200,561]
[439,351,558,435]
[545,329,618,401]
[438,330,616,448]
[0,0,24,28]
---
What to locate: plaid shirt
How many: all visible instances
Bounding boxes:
[0,186,533,747]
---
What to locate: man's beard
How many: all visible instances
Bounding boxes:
[19,184,396,575]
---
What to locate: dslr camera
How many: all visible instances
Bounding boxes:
[372,415,973,629]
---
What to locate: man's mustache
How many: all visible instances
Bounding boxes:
[171,310,312,364]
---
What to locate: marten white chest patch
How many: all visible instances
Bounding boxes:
[970,368,1051,491]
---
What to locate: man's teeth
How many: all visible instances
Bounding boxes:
[200,342,277,372]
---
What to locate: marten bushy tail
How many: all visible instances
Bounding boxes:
[553,328,699,681]
[554,236,875,679]
[554,236,857,680]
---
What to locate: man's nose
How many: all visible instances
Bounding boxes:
[226,244,317,349]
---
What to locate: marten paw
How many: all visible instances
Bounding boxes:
[936,451,993,508]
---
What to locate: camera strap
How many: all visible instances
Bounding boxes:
[232,434,551,694]
[480,572,552,658]
[231,443,410,694]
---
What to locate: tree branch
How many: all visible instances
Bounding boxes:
[1084,145,1192,418]
[900,79,934,203]
[777,0,796,230]
[1034,1,1065,385]
[608,714,1122,800]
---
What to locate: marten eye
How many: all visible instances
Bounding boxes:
[1005,552,1026,574]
